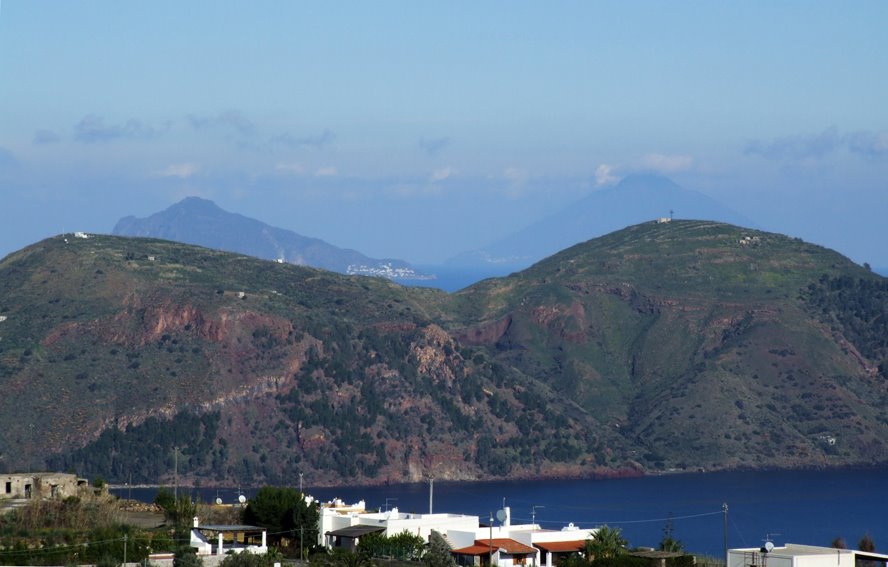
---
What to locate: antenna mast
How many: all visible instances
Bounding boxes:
[532,505,544,527]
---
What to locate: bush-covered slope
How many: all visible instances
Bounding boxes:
[0,234,622,485]
[445,221,888,471]
[1,221,887,485]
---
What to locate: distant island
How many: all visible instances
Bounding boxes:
[113,196,432,282]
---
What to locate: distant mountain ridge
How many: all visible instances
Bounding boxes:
[113,197,429,281]
[447,174,753,269]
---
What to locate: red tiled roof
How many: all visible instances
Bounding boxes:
[475,538,536,555]
[534,541,586,553]
[452,544,495,556]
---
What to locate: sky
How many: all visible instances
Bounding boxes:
[1,1,887,266]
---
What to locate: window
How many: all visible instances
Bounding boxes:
[4,482,10,494]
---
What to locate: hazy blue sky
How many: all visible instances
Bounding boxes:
[2,1,887,265]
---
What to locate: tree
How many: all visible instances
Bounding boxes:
[242,486,320,547]
[831,537,847,549]
[659,519,683,552]
[173,546,203,567]
[426,530,457,567]
[155,487,176,512]
[220,551,281,567]
[859,533,876,552]
[357,530,425,561]
[585,525,628,562]
[158,494,198,531]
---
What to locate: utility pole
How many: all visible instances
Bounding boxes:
[429,476,434,514]
[531,506,544,528]
[723,503,729,566]
[489,512,494,567]
[174,446,178,499]
[384,497,397,512]
[123,534,128,567]
[299,472,303,494]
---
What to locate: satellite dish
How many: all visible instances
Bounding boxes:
[215,497,223,505]
[238,494,246,504]
[496,509,507,523]
[764,542,774,553]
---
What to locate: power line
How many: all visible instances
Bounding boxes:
[510,509,725,528]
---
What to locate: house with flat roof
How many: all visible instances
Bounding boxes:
[320,499,480,551]
[189,517,268,556]
[319,500,595,567]
[729,543,888,567]
[448,509,596,567]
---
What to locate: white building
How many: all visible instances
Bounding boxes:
[449,508,596,567]
[189,517,268,556]
[319,500,595,567]
[729,543,888,567]
[320,498,479,550]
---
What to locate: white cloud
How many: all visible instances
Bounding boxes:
[315,166,338,177]
[275,162,305,174]
[156,162,200,178]
[431,166,456,182]
[639,153,694,173]
[595,163,619,186]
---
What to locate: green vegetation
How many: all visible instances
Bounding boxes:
[2,221,888,484]
[425,530,456,567]
[218,549,281,567]
[357,531,425,561]
[803,275,888,377]
[584,525,628,561]
[659,519,683,552]
[242,486,319,550]
[0,496,157,566]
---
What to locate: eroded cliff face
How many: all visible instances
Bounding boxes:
[15,296,319,467]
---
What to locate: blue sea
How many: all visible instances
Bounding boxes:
[112,467,887,557]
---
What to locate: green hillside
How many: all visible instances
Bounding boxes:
[1,221,886,486]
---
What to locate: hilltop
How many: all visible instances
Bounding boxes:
[446,174,752,270]
[1,221,886,486]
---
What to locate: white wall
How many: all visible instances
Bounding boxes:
[728,545,857,567]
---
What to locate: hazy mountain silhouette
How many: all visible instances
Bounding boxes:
[113,197,427,280]
[446,174,753,269]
